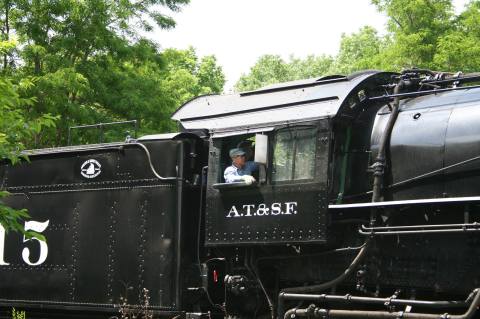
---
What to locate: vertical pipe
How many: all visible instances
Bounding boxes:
[175,141,185,310]
[371,80,405,202]
[336,126,352,204]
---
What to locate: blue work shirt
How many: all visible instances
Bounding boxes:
[224,161,258,183]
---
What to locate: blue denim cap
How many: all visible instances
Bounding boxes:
[229,148,246,158]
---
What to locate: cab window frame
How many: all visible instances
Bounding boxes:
[212,133,258,187]
[270,124,319,185]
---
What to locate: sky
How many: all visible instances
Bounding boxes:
[150,0,469,92]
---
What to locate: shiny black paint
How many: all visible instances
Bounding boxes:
[0,139,203,317]
[205,121,330,246]
[370,88,480,200]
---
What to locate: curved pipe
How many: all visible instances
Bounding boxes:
[127,142,179,181]
[277,239,372,319]
[24,142,179,181]
[280,240,370,294]
[371,80,405,202]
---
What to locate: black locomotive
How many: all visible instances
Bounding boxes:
[2,69,480,319]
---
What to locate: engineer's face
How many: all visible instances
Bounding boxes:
[232,154,246,168]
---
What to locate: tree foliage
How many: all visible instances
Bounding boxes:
[235,0,480,92]
[0,76,55,239]
[332,26,385,74]
[235,54,334,92]
[0,0,225,146]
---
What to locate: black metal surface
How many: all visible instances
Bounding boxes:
[0,138,203,315]
[444,103,480,196]
[370,87,480,200]
[205,122,330,246]
[205,183,328,245]
[6,70,480,319]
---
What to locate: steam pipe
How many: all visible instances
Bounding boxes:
[280,293,467,309]
[371,80,405,203]
[174,142,185,310]
[283,290,480,319]
[369,84,480,102]
[280,240,370,294]
[278,241,371,318]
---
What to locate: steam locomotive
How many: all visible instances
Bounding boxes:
[2,69,480,319]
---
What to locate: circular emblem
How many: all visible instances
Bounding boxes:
[80,159,102,179]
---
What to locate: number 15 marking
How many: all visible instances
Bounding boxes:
[0,220,50,266]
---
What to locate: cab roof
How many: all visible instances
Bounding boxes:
[172,71,394,134]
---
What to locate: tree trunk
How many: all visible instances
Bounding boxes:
[34,54,41,74]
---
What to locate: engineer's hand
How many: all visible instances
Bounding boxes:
[242,175,256,185]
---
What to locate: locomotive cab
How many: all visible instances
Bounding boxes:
[203,121,330,246]
[173,70,395,248]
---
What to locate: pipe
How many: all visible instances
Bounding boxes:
[336,126,352,204]
[281,240,370,294]
[129,142,179,180]
[174,142,185,310]
[246,249,275,319]
[68,120,138,145]
[284,306,316,319]
[283,290,480,319]
[371,80,405,203]
[359,223,480,236]
[197,166,208,271]
[24,142,179,180]
[278,241,371,318]
[280,293,467,309]
[369,84,480,102]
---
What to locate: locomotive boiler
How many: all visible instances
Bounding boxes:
[1,69,480,319]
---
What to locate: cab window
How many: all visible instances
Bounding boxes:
[219,135,257,183]
[272,127,317,182]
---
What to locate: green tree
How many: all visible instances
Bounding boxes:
[0,76,55,238]
[433,1,480,72]
[235,54,334,92]
[331,26,386,74]
[158,48,225,132]
[235,55,290,92]
[288,54,335,80]
[0,0,210,147]
[371,0,454,68]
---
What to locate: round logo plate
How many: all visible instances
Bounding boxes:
[80,159,102,179]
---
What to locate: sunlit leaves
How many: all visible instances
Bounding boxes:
[0,79,56,240]
[237,0,480,91]
[235,54,335,92]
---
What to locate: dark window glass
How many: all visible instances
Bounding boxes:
[272,127,317,182]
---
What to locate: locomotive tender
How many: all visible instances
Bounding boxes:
[2,69,480,319]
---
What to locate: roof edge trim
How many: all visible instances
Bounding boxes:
[239,77,348,97]
[179,96,339,122]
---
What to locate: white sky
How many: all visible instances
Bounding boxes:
[150,0,469,92]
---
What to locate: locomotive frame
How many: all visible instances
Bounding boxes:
[2,70,480,319]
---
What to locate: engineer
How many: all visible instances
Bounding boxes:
[237,140,254,161]
[224,148,258,184]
